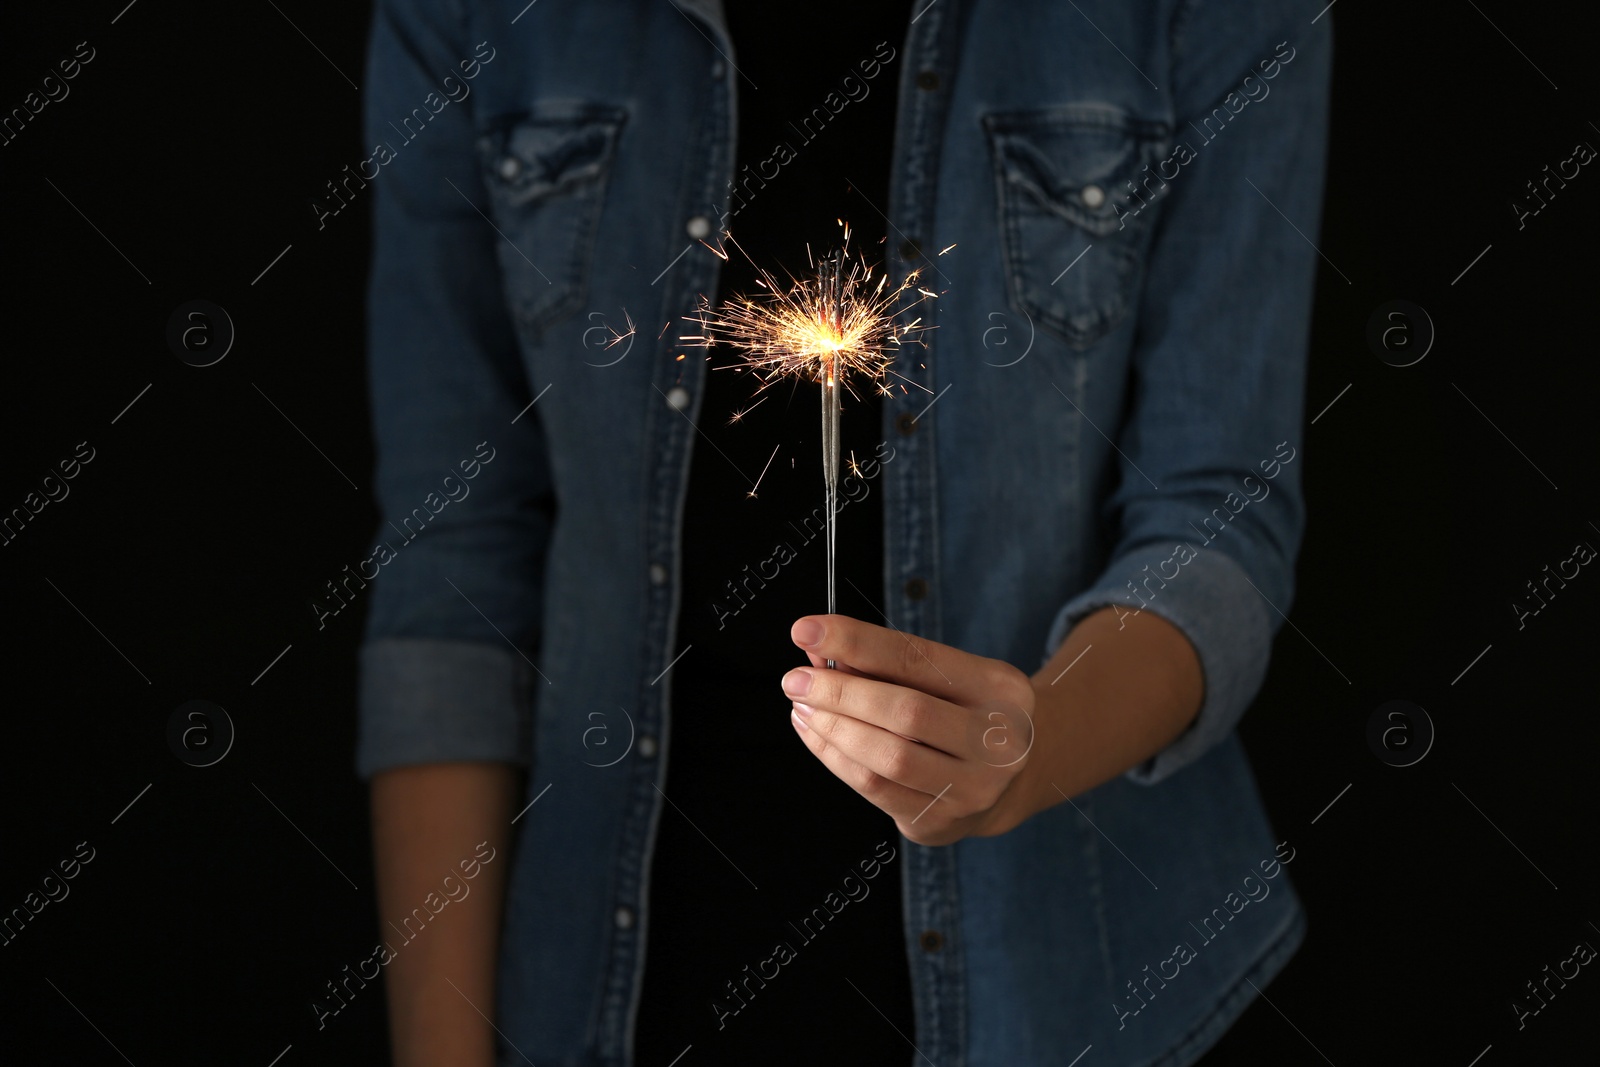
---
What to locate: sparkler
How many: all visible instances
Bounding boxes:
[686,223,941,669]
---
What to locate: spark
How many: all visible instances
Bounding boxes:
[748,444,781,498]
[603,310,637,349]
[728,394,770,425]
[683,225,937,402]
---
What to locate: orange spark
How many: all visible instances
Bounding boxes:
[684,223,937,402]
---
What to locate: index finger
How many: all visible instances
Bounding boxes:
[790,614,1003,707]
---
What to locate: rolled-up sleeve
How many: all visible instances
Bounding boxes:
[1045,14,1333,784]
[355,0,553,780]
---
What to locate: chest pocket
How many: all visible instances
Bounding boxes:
[478,102,628,338]
[982,105,1170,350]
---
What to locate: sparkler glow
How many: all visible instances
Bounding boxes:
[685,222,942,669]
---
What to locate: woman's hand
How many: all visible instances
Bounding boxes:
[782,614,1035,846]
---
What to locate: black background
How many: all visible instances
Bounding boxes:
[1,2,1595,1064]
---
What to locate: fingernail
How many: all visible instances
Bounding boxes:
[791,707,810,731]
[792,618,824,648]
[781,669,812,697]
[793,702,814,719]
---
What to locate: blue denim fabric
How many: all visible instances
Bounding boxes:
[356,1,1331,1064]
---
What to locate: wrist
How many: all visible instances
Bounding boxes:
[977,690,1049,837]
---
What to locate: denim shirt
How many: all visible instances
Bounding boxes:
[355,1,1331,1064]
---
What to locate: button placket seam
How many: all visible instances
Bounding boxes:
[609,27,733,1066]
[891,0,964,1061]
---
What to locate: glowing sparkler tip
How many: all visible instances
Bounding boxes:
[682,221,936,403]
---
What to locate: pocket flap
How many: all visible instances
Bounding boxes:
[983,105,1169,237]
[475,102,629,337]
[480,103,629,206]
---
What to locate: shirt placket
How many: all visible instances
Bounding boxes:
[886,2,969,1064]
[607,4,739,1065]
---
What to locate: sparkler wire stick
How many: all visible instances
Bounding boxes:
[818,251,844,670]
[684,225,945,674]
[821,372,839,670]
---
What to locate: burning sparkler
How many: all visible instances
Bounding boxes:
[685,222,942,668]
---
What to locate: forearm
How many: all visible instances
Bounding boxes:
[1000,606,1204,829]
[371,762,521,1067]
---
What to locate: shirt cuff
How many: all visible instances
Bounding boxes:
[1043,543,1273,785]
[356,637,537,780]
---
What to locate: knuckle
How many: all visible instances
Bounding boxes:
[891,690,932,736]
[989,660,1031,702]
[1008,677,1035,709]
[814,669,846,708]
[974,709,1019,758]
[879,741,915,782]
[858,769,891,798]
[969,779,1003,813]
[940,783,975,818]
[897,635,926,677]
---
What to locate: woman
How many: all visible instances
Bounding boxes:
[356,1,1331,1063]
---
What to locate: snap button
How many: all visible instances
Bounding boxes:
[649,563,668,585]
[498,156,522,181]
[686,215,712,240]
[919,929,944,952]
[638,735,659,759]
[916,70,940,91]
[665,386,691,410]
[895,411,918,436]
[904,577,928,600]
[1080,184,1106,208]
[614,906,635,929]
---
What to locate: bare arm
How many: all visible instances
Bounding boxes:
[370,762,521,1067]
[1006,605,1203,823]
